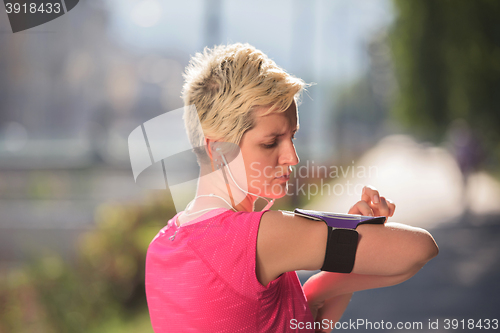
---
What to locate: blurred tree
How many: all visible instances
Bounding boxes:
[390,0,500,170]
[0,193,176,333]
[333,31,396,164]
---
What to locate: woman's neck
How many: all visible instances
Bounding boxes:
[194,179,256,213]
[177,169,255,225]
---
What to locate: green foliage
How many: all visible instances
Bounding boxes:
[390,0,500,167]
[88,311,153,333]
[0,193,176,333]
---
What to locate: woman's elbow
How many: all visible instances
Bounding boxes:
[391,228,438,279]
[389,226,439,277]
[412,228,439,267]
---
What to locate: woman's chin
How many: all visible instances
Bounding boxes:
[263,185,289,199]
[249,181,290,199]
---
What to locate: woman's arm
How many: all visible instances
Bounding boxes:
[303,255,433,331]
[256,213,439,286]
[304,266,427,316]
[256,184,438,283]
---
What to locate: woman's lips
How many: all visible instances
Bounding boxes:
[275,174,290,181]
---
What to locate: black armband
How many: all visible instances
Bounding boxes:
[320,227,358,273]
[294,209,385,273]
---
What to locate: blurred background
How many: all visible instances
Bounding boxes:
[1,0,499,332]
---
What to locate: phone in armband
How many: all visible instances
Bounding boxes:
[293,209,386,230]
[293,209,386,273]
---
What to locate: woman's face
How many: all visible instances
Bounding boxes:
[238,101,300,199]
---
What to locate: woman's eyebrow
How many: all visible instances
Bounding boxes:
[264,132,285,138]
[264,128,299,138]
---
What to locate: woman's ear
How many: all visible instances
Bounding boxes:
[204,138,212,159]
[205,138,220,172]
[204,138,217,161]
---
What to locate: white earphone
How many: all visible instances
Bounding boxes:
[216,148,275,211]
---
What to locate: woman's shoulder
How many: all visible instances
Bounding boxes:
[256,210,329,284]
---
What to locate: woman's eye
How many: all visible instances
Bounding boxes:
[262,141,277,149]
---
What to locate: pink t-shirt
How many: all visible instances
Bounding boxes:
[145,208,314,332]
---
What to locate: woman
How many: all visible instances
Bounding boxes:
[145,43,438,333]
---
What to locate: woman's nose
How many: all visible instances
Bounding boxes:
[279,141,299,166]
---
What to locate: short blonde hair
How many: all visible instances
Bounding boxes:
[182,43,306,162]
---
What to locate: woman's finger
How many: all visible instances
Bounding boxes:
[361,185,380,205]
[348,200,374,216]
[377,196,390,217]
[386,198,396,217]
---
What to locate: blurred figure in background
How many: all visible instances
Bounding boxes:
[447,118,485,218]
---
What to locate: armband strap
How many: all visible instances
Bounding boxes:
[321,227,358,273]
[294,209,386,273]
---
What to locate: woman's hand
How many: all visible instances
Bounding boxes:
[348,185,395,219]
[308,298,324,322]
[312,293,353,333]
